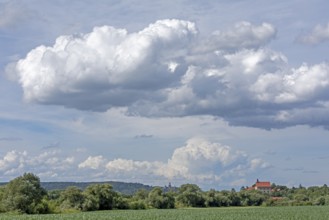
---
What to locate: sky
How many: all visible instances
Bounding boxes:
[1,0,329,190]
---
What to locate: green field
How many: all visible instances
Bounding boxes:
[1,206,329,220]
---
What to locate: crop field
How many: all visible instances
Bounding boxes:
[1,206,329,220]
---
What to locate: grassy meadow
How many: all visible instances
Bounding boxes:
[1,206,329,220]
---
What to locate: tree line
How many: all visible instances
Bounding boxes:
[0,173,329,214]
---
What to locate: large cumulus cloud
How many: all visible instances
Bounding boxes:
[11,19,329,129]
[15,19,196,110]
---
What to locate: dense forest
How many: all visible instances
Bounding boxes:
[0,173,329,214]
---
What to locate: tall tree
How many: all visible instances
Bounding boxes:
[1,173,47,214]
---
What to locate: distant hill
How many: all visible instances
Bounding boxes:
[41,181,155,195]
[0,181,176,195]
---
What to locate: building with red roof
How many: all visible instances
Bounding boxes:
[247,179,272,193]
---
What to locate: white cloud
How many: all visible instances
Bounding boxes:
[14,19,196,110]
[79,155,106,169]
[0,149,76,180]
[250,158,271,170]
[10,19,329,129]
[156,138,251,181]
[106,159,148,172]
[0,150,27,172]
[78,138,269,187]
[298,22,329,45]
[252,62,329,104]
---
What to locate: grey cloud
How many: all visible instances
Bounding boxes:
[0,137,22,141]
[0,2,23,28]
[302,170,319,174]
[42,142,60,150]
[0,1,28,28]
[283,167,304,172]
[317,155,329,160]
[134,134,153,139]
[195,21,276,53]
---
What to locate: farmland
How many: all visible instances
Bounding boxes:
[1,206,329,220]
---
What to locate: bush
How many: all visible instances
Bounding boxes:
[129,200,147,209]
[59,186,84,211]
[114,196,130,209]
[148,187,175,209]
